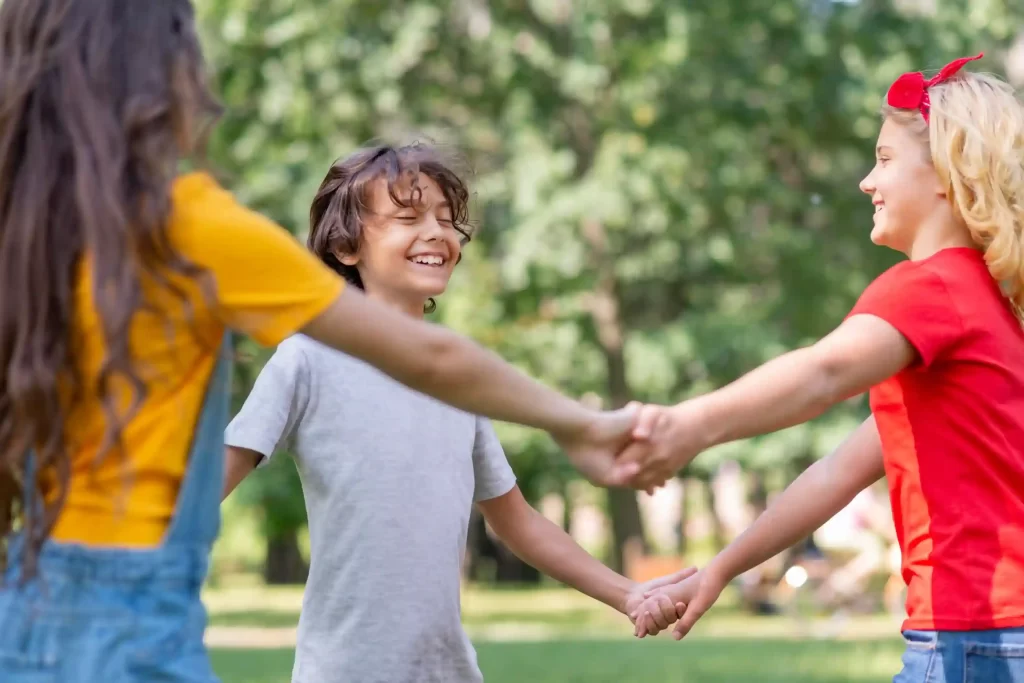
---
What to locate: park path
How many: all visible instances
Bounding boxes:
[206,626,298,649]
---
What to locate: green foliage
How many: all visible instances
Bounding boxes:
[196,0,1024,561]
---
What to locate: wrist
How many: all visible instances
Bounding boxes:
[671,397,722,449]
[546,400,597,442]
[614,577,638,614]
[705,554,738,588]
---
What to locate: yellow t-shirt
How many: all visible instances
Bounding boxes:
[50,172,344,546]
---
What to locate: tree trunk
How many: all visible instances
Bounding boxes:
[749,469,769,517]
[464,511,541,584]
[677,478,689,555]
[559,479,573,534]
[581,218,648,574]
[493,543,542,584]
[263,531,308,585]
[464,508,488,581]
[702,475,727,553]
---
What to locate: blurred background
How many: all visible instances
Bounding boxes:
[196,0,1024,680]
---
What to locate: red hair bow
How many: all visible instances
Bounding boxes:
[886,53,983,122]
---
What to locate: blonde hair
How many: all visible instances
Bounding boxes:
[882,72,1024,318]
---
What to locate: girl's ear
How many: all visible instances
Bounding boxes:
[334,249,359,266]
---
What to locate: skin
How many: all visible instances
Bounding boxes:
[623,115,977,637]
[224,172,694,618]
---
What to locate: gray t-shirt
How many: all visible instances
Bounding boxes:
[224,335,517,683]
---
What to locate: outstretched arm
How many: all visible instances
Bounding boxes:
[706,417,884,583]
[478,486,695,616]
[303,289,640,487]
[615,314,912,490]
[636,417,886,638]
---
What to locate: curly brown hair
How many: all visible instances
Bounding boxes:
[0,0,221,578]
[308,142,473,314]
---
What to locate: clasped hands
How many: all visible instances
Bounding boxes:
[624,566,729,640]
[557,398,715,494]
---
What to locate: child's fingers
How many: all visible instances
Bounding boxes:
[631,404,662,440]
[675,602,686,618]
[672,598,707,641]
[650,595,674,629]
[666,566,699,584]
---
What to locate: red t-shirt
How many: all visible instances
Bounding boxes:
[849,247,1024,632]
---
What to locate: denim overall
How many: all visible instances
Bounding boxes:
[0,335,231,682]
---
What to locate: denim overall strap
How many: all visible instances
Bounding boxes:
[162,333,232,548]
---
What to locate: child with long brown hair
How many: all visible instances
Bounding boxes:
[0,2,641,680]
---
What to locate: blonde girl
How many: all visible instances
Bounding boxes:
[627,54,1024,683]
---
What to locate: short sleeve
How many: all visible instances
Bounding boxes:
[225,337,311,466]
[170,173,345,346]
[848,262,964,367]
[471,418,517,502]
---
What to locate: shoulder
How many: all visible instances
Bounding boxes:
[275,334,313,362]
[168,172,291,248]
[281,334,378,381]
[920,248,993,297]
[171,172,247,219]
[855,253,966,314]
[865,258,948,295]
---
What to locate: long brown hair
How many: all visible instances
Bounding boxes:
[308,143,473,314]
[0,0,221,577]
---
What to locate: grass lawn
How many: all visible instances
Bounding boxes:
[205,584,906,683]
[212,638,905,683]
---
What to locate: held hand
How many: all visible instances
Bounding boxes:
[631,572,698,637]
[635,568,728,640]
[622,566,699,622]
[611,400,713,492]
[552,403,644,488]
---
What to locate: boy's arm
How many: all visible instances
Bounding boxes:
[478,487,634,613]
[653,417,885,639]
[222,446,262,500]
[478,487,695,615]
[471,419,693,616]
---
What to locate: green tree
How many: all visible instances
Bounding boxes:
[197,0,1023,577]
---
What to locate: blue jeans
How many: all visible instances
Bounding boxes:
[896,628,1024,683]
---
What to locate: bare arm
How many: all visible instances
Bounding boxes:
[302,289,638,486]
[478,487,635,613]
[709,416,885,582]
[616,315,912,489]
[632,417,886,639]
[698,316,912,447]
[302,289,595,436]
[222,446,261,501]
